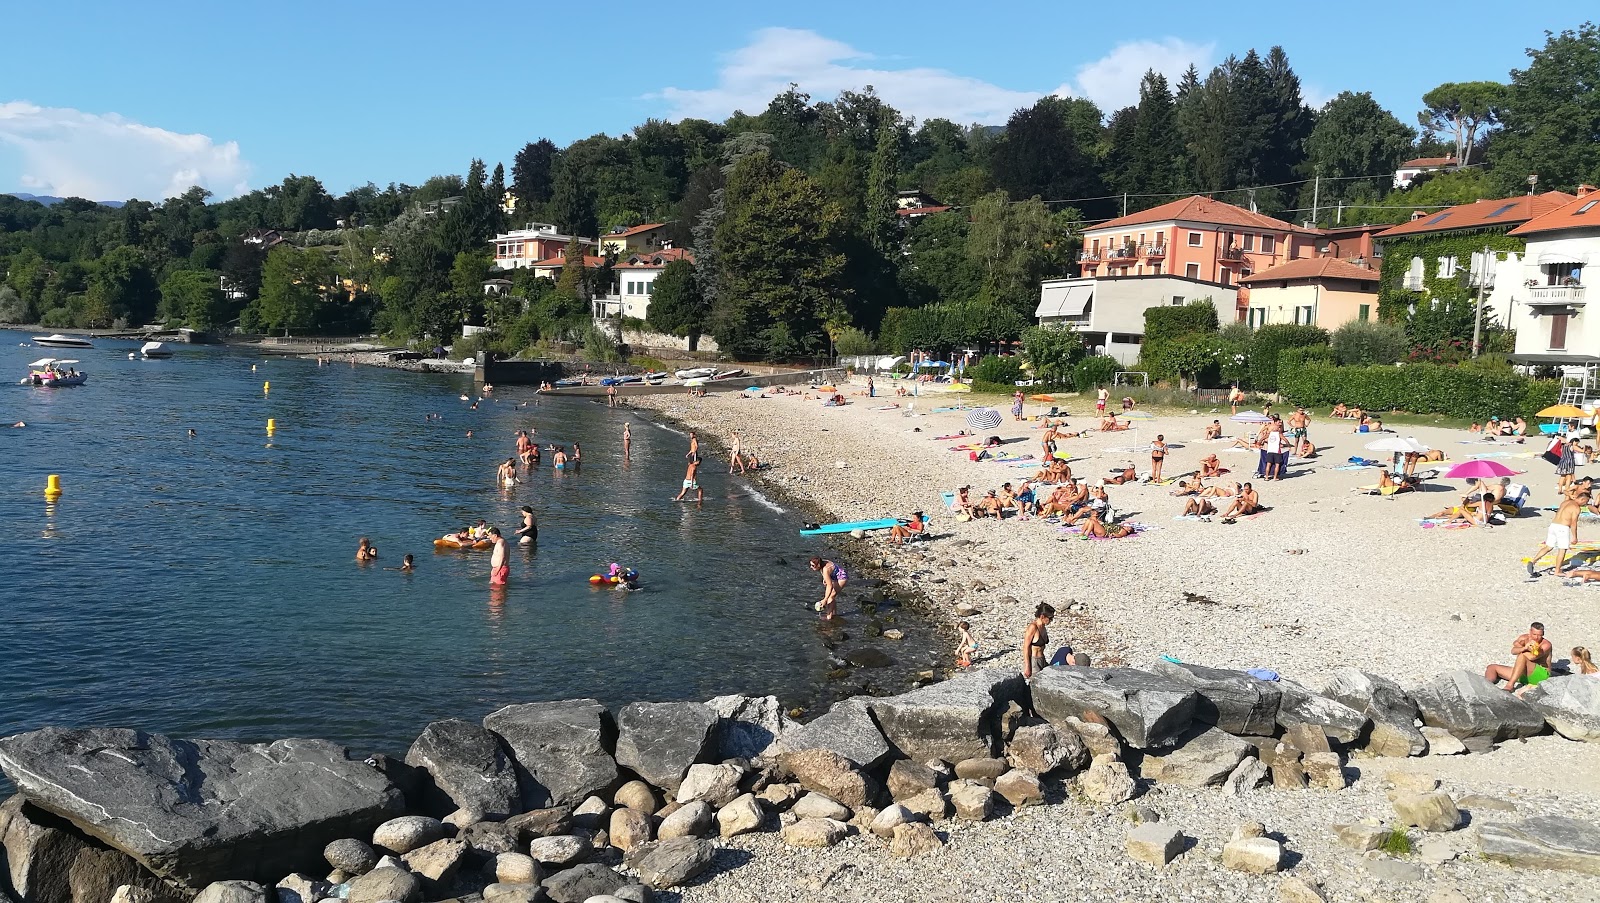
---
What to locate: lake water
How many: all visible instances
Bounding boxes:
[0,330,939,763]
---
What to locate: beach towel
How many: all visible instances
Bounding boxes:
[934,433,968,440]
[1058,524,1146,539]
[1332,464,1373,471]
[1353,483,1408,496]
[1418,518,1473,529]
[1525,543,1600,568]
[1246,668,1280,681]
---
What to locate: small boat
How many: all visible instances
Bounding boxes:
[140,341,174,359]
[710,368,747,380]
[799,517,901,536]
[20,358,87,387]
[552,378,584,388]
[675,367,716,381]
[32,334,94,349]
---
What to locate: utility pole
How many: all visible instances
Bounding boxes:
[1471,244,1490,358]
[1310,167,1321,225]
[1122,193,1128,217]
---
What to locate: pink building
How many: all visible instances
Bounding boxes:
[1078,197,1318,321]
[490,223,596,270]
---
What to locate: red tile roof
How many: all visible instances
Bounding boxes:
[1089,196,1308,234]
[614,248,694,269]
[1374,193,1576,239]
[610,223,666,238]
[531,254,608,269]
[897,205,952,216]
[1508,191,1600,237]
[1238,257,1379,285]
[1399,156,1457,169]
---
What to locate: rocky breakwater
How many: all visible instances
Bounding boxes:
[5,663,1600,903]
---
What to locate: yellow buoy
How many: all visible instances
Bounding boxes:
[44,474,61,499]
[263,381,270,394]
[266,418,276,434]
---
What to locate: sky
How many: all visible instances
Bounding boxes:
[0,2,1583,203]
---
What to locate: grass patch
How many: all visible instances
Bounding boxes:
[1379,829,1413,856]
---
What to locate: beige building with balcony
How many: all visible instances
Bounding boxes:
[1506,188,1598,360]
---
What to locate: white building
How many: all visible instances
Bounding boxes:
[592,248,694,321]
[1506,188,1598,361]
[1393,156,1457,190]
[1035,275,1238,364]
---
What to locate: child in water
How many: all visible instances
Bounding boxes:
[956,621,977,667]
[388,554,414,572]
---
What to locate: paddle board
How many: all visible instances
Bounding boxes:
[799,518,900,536]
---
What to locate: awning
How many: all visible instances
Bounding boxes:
[1507,354,1600,365]
[1538,251,1589,265]
[1035,283,1093,318]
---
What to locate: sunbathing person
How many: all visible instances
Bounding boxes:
[1484,622,1553,691]
[1199,454,1223,477]
[1099,413,1129,431]
[1198,481,1239,499]
[1230,434,1262,450]
[1105,465,1138,485]
[1377,470,1408,492]
[1081,507,1135,538]
[1170,478,1205,497]
[1219,483,1260,521]
[888,512,926,544]
[1331,403,1349,418]
[953,486,975,518]
[974,490,1004,519]
[1182,497,1217,517]
[1204,421,1224,440]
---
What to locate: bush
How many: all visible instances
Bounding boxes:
[834,326,875,357]
[1332,320,1408,366]
[1021,324,1087,387]
[1250,324,1329,391]
[0,286,29,323]
[1071,355,1120,392]
[1144,301,1219,346]
[1279,361,1559,422]
[582,324,623,362]
[40,307,73,328]
[971,354,1024,386]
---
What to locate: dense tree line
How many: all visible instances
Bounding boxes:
[3,25,1598,360]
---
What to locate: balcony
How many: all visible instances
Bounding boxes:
[1218,246,1247,265]
[1078,250,1102,263]
[1526,284,1587,307]
[1402,274,1425,291]
[1107,246,1139,261]
[1141,244,1168,259]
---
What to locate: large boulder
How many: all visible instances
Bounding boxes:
[1030,668,1197,749]
[1320,669,1427,757]
[345,869,420,903]
[403,719,521,820]
[192,883,269,903]
[1274,679,1368,745]
[1412,671,1547,751]
[782,700,890,769]
[0,797,184,903]
[1151,662,1280,736]
[540,863,627,903]
[675,763,745,807]
[623,837,716,890]
[483,700,619,808]
[0,728,404,890]
[866,669,1026,762]
[1480,816,1600,875]
[1138,726,1251,788]
[1006,720,1090,776]
[612,701,717,795]
[704,695,797,760]
[1523,675,1600,742]
[775,749,878,809]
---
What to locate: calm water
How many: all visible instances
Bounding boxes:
[0,330,937,761]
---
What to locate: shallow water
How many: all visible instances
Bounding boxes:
[0,331,938,761]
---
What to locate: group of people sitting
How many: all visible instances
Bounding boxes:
[1171,479,1262,522]
[950,476,1133,537]
[1484,622,1596,693]
[1424,476,1529,526]
[1469,416,1529,439]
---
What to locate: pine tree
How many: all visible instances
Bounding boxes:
[549,155,598,239]
[865,111,902,256]
[1101,107,1140,199]
[1128,71,1186,202]
[487,162,508,235]
[511,139,559,213]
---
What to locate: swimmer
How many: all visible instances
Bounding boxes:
[497,458,518,488]
[187,428,197,438]
[552,446,569,468]
[355,537,379,562]
[488,528,508,586]
[386,554,415,572]
[516,505,538,544]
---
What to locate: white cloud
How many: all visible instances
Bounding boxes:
[1054,38,1217,112]
[651,29,1217,127]
[651,27,1040,125]
[0,102,250,201]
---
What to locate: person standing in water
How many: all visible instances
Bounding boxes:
[355,537,379,562]
[607,383,618,408]
[497,458,518,488]
[622,422,631,460]
[673,456,703,502]
[516,505,538,545]
[809,556,847,620]
[729,431,747,475]
[686,431,699,463]
[488,528,509,585]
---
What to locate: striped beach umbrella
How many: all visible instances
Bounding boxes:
[966,408,1003,431]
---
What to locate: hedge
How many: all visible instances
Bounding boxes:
[1278,362,1559,422]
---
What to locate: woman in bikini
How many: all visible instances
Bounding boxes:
[1149,435,1167,483]
[1082,507,1134,538]
[1021,603,1055,678]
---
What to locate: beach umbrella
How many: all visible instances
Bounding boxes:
[947,382,972,393]
[1365,436,1429,454]
[1443,459,1518,479]
[1230,411,1271,423]
[1122,411,1155,421]
[1537,404,1586,418]
[966,408,1003,431]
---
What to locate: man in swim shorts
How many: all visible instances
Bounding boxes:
[1096,386,1108,413]
[673,456,703,502]
[488,528,509,586]
[1484,622,1552,691]
[1527,491,1587,577]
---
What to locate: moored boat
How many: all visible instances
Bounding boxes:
[674,367,716,380]
[140,341,174,359]
[32,334,94,349]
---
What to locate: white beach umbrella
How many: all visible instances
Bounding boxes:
[1364,436,1429,454]
[1230,411,1271,423]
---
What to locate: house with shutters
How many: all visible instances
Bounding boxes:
[592,248,694,321]
[1237,257,1381,329]
[1505,186,1599,363]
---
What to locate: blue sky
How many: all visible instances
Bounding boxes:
[0,1,1581,201]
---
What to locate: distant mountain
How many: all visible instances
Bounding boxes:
[6,192,125,208]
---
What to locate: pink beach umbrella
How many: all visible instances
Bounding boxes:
[1442,459,1519,479]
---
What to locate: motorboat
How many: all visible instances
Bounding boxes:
[32,334,94,349]
[674,367,716,381]
[140,341,174,359]
[710,368,747,380]
[21,358,88,387]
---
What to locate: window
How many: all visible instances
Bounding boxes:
[1425,212,1452,225]
[1150,262,1162,275]
[1187,231,1203,247]
[1247,308,1266,328]
[1484,203,1517,219]
[1438,256,1458,279]
[1261,236,1275,253]
[1220,269,1231,286]
[1185,262,1200,279]
[646,281,655,294]
[1358,304,1370,322]
[1243,234,1255,251]
[1579,200,1599,215]
[1549,263,1580,286]
[1171,296,1185,306]
[1294,305,1314,325]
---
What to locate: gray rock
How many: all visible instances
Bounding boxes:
[1479,816,1600,875]
[324,838,379,875]
[1138,726,1251,788]
[1321,669,1427,757]
[273,873,328,903]
[756,782,800,810]
[481,882,546,903]
[400,838,468,890]
[0,728,404,890]
[612,780,660,814]
[1392,791,1462,832]
[194,882,270,903]
[493,852,542,885]
[791,793,851,821]
[782,699,891,770]
[704,695,797,761]
[886,760,942,801]
[540,863,627,903]
[655,801,714,840]
[1079,754,1137,804]
[1302,752,1347,791]
[1126,823,1184,866]
[526,835,589,867]
[1421,726,1468,755]
[1385,770,1439,794]
[1523,675,1600,741]
[612,702,717,795]
[1223,757,1269,795]
[612,886,651,903]
[889,822,942,858]
[0,796,184,903]
[1030,668,1198,749]
[775,749,878,809]
[1005,721,1089,776]
[994,769,1043,807]
[952,757,1008,784]
[346,869,420,903]
[898,788,950,822]
[1412,670,1547,751]
[1151,661,1281,736]
[1277,876,1328,903]
[626,837,715,889]
[404,719,521,820]
[484,700,619,809]
[1274,679,1369,745]
[571,795,609,831]
[108,887,154,903]
[716,794,765,837]
[779,818,848,848]
[947,781,996,821]
[674,763,745,807]
[867,669,1027,762]
[372,816,445,855]
[1459,793,1517,813]
[1362,858,1423,883]
[1221,837,1283,874]
[503,806,574,843]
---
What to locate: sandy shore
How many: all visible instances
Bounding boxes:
[631,377,1600,901]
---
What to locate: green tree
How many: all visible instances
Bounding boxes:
[1153,332,1222,389]
[900,210,982,307]
[85,245,159,327]
[1419,81,1507,168]
[988,97,1103,212]
[1022,324,1087,387]
[1332,319,1408,365]
[0,285,28,323]
[1127,71,1185,201]
[965,192,1074,318]
[1306,92,1416,196]
[1250,323,1329,390]
[256,246,330,335]
[864,111,902,257]
[511,139,560,213]
[1490,23,1600,194]
[550,151,599,238]
[159,269,227,329]
[645,259,709,349]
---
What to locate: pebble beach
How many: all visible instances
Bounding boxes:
[629,377,1600,902]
